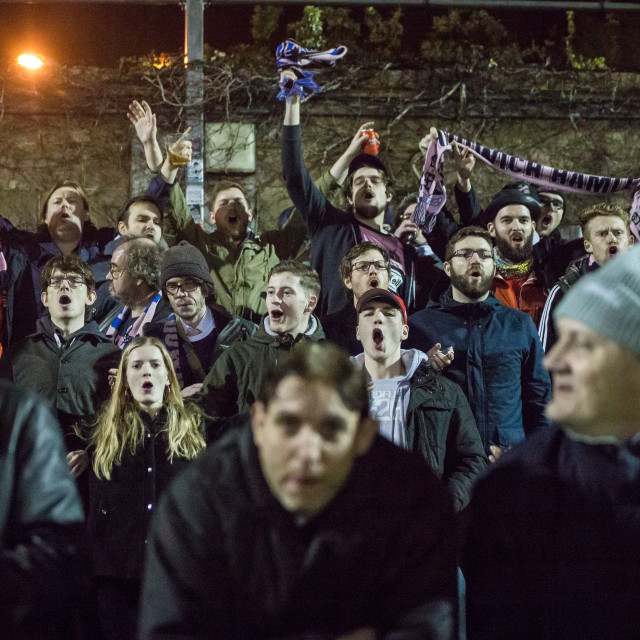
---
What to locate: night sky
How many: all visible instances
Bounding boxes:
[0,2,635,68]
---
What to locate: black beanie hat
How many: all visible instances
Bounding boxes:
[481,182,541,228]
[161,241,214,289]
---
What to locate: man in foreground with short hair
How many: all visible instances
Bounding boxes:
[140,342,457,639]
[408,226,550,457]
[353,288,485,512]
[144,241,257,396]
[464,245,640,640]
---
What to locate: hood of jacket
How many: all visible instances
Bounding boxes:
[34,314,113,344]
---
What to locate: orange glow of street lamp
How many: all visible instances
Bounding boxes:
[17,54,44,70]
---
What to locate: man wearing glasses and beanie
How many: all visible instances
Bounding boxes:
[144,241,257,397]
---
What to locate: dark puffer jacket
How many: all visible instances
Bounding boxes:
[406,360,486,512]
[407,280,551,453]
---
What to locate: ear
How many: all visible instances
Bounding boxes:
[385,189,393,205]
[246,209,253,222]
[584,237,593,254]
[487,221,496,238]
[531,219,537,231]
[209,210,216,225]
[344,275,353,291]
[354,416,378,457]
[356,324,361,342]
[85,289,97,306]
[41,291,49,308]
[629,234,635,245]
[250,402,266,446]
[305,294,318,314]
[117,220,128,236]
[401,324,409,342]
[443,261,452,278]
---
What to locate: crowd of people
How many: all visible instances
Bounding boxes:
[1,82,639,640]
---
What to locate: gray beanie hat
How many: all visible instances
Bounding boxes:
[161,241,215,289]
[554,245,640,356]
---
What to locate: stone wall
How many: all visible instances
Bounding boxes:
[1,63,639,234]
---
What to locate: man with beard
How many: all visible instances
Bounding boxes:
[482,183,548,326]
[407,226,550,457]
[196,261,324,437]
[539,202,634,352]
[281,80,435,318]
[464,245,640,640]
[143,241,257,396]
[129,100,307,325]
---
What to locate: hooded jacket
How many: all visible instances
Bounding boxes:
[197,315,325,429]
[0,316,121,450]
[407,280,551,453]
[353,349,486,512]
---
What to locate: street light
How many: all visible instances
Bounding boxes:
[17,54,44,70]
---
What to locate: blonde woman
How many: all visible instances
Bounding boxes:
[87,336,206,640]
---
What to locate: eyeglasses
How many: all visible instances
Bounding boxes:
[539,196,564,210]
[109,264,125,279]
[48,275,86,289]
[352,260,388,272]
[450,249,494,261]
[165,280,201,295]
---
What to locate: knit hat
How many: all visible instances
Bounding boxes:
[482,182,541,228]
[356,288,408,324]
[161,241,214,289]
[554,245,640,357]
[538,188,567,219]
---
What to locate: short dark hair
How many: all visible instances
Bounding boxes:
[209,181,249,211]
[339,242,390,286]
[40,254,95,294]
[579,203,630,240]
[268,261,321,298]
[119,237,164,291]
[40,180,90,222]
[118,195,162,225]
[258,342,370,419]
[445,226,494,261]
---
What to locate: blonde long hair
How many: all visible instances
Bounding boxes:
[91,337,206,480]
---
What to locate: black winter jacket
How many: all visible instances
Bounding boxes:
[0,381,85,640]
[0,316,121,449]
[406,361,486,511]
[140,425,457,640]
[198,315,325,425]
[407,281,551,453]
[87,410,195,581]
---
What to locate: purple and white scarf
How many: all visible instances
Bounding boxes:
[276,40,347,102]
[413,130,640,241]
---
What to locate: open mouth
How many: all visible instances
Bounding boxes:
[363,188,375,200]
[142,381,153,390]
[541,214,552,227]
[608,245,619,257]
[228,214,238,223]
[369,278,379,288]
[468,268,482,278]
[372,327,384,348]
[270,309,284,321]
[58,294,72,305]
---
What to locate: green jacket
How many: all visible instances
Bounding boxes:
[167,184,308,324]
[197,316,325,431]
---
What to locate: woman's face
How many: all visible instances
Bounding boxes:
[125,344,170,415]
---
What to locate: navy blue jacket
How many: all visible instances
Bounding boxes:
[281,124,441,317]
[407,280,551,452]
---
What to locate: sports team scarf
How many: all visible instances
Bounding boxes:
[107,291,162,349]
[276,40,347,102]
[161,314,210,388]
[413,130,640,241]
